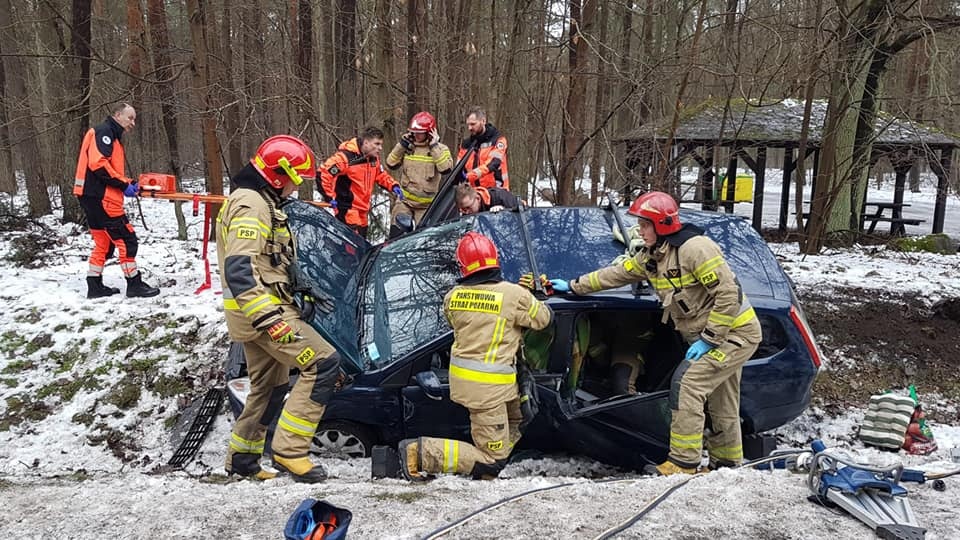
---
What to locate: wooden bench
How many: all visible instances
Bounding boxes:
[866,216,925,235]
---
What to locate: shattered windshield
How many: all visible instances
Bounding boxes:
[360,211,537,369]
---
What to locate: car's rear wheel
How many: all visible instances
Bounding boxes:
[309,420,375,459]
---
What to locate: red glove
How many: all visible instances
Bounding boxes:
[266,321,297,343]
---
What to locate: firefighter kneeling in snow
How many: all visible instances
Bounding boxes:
[400,232,552,481]
[551,192,762,475]
[218,135,340,483]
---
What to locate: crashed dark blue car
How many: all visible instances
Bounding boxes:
[225,200,821,471]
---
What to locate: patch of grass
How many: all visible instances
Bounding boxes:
[0,331,27,355]
[0,479,13,491]
[104,377,142,409]
[72,411,95,426]
[24,333,53,355]
[0,378,17,387]
[36,374,99,402]
[107,333,139,354]
[152,374,190,398]
[127,356,160,375]
[1,359,36,374]
[53,323,70,333]
[163,414,179,429]
[80,319,98,330]
[372,491,428,503]
[64,470,91,482]
[1,395,53,431]
[14,308,42,324]
[50,344,84,374]
[891,233,957,255]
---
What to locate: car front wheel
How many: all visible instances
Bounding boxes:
[309,420,375,459]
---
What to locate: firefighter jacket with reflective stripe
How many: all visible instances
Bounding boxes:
[443,280,552,410]
[385,140,454,207]
[571,233,761,346]
[217,168,298,342]
[319,138,398,227]
[73,116,133,217]
[457,124,509,189]
[476,186,520,211]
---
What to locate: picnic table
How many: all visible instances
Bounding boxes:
[861,201,924,236]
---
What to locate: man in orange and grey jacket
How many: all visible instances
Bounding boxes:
[73,103,159,299]
[456,106,509,189]
[318,126,402,238]
[400,232,552,481]
[385,111,454,237]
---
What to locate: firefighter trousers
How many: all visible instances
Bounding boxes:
[419,399,522,478]
[227,318,339,468]
[667,336,758,468]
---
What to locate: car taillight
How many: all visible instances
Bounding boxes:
[789,304,822,369]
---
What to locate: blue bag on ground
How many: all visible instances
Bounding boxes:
[284,499,352,540]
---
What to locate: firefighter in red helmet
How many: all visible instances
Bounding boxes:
[399,231,552,481]
[550,191,762,476]
[218,135,341,483]
[385,111,454,238]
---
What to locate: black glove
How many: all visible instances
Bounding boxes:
[399,132,414,151]
[517,362,540,432]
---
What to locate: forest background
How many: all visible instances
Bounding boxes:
[1,0,958,249]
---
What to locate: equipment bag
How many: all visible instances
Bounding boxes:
[859,393,915,450]
[284,499,352,540]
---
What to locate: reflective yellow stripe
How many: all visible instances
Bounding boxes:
[483,318,507,363]
[277,410,318,437]
[588,271,601,291]
[528,300,540,320]
[229,216,271,234]
[229,433,265,453]
[649,274,698,290]
[732,307,757,327]
[708,311,736,326]
[241,294,280,316]
[693,255,724,278]
[224,298,240,310]
[401,187,435,204]
[670,431,703,450]
[434,149,451,162]
[443,439,459,473]
[710,445,743,460]
[449,364,516,385]
[404,154,437,163]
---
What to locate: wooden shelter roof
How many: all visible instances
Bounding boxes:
[618,99,960,149]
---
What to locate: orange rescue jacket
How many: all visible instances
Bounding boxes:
[319,137,398,228]
[457,123,509,189]
[73,116,133,217]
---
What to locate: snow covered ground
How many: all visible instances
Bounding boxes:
[1,174,959,539]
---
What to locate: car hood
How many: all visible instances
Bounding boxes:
[283,199,370,374]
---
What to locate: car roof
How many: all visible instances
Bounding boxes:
[285,201,794,373]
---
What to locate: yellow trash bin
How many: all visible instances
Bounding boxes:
[718,174,754,202]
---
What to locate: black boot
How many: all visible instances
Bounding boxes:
[86,276,120,299]
[125,273,160,298]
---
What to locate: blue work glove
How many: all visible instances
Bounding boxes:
[399,132,414,151]
[549,279,570,293]
[392,185,404,199]
[685,339,713,361]
[328,199,338,210]
[123,182,139,197]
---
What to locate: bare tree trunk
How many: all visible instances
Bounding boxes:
[335,0,358,131]
[0,42,13,197]
[146,0,187,239]
[652,0,707,191]
[557,0,595,205]
[0,0,51,216]
[186,0,224,232]
[221,0,242,176]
